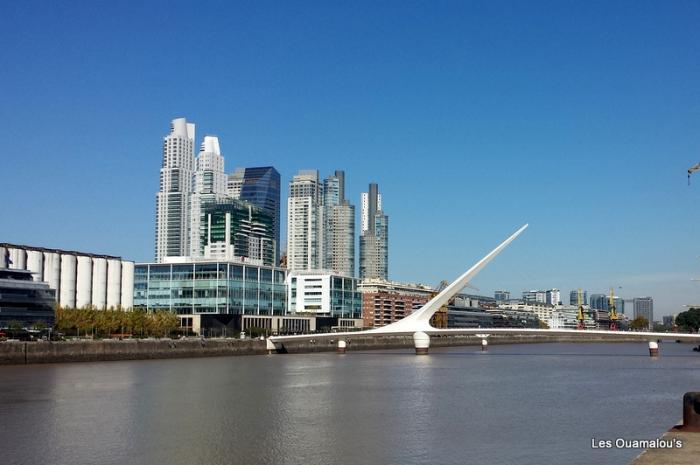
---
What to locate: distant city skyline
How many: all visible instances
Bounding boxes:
[2,2,700,317]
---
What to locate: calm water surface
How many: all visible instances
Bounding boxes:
[1,342,699,465]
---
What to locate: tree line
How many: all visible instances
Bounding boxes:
[55,306,180,339]
[676,308,700,333]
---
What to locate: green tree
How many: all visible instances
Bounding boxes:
[652,323,669,333]
[32,320,47,331]
[130,309,147,338]
[630,316,650,331]
[7,320,23,335]
[676,308,700,333]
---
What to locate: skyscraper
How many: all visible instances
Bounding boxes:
[359,183,388,280]
[287,170,324,271]
[323,171,355,276]
[227,167,281,263]
[569,290,588,306]
[155,118,195,262]
[190,136,226,257]
[589,293,625,313]
[633,297,654,328]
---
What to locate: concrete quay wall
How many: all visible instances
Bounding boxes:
[0,333,648,365]
[276,333,646,354]
[0,339,268,365]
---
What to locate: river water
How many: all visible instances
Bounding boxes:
[1,342,699,465]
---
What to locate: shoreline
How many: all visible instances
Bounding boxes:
[0,334,658,365]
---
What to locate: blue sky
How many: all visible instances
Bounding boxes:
[2,1,699,317]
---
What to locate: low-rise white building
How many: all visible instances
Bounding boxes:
[287,270,362,319]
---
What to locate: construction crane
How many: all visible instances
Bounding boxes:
[576,288,585,330]
[429,280,450,328]
[688,162,700,185]
[608,287,619,331]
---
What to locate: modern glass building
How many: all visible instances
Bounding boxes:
[0,269,56,328]
[228,167,281,262]
[134,260,286,316]
[494,290,511,302]
[589,294,624,314]
[201,198,276,266]
[569,289,588,306]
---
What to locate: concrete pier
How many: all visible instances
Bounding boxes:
[629,392,700,464]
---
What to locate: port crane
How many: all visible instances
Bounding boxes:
[576,289,586,330]
[429,280,450,328]
[608,287,619,331]
[688,162,700,185]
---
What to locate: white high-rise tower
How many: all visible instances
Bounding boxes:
[287,170,324,271]
[190,136,226,257]
[155,118,195,262]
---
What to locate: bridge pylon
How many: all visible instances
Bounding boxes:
[413,332,430,355]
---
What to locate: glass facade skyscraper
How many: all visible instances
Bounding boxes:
[228,167,281,263]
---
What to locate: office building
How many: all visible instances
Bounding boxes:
[633,297,654,329]
[286,271,362,319]
[323,170,355,276]
[494,290,511,302]
[155,117,195,262]
[0,268,56,329]
[546,289,561,306]
[569,290,588,306]
[228,167,281,262]
[200,198,276,266]
[522,290,547,304]
[662,315,675,327]
[287,170,324,271]
[359,183,388,280]
[134,259,287,333]
[1,243,134,309]
[589,294,625,314]
[190,136,227,257]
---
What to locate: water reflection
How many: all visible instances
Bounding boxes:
[1,343,699,465]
